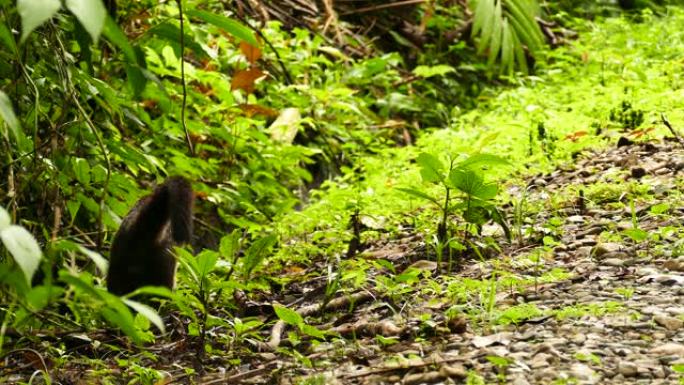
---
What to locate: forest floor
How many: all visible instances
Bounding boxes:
[200,138,683,385]
[6,9,684,385]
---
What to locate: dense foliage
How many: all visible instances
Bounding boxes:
[1,0,683,383]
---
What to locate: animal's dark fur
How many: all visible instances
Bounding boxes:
[107,176,193,295]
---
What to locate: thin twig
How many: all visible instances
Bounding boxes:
[228,6,293,85]
[660,113,684,147]
[176,0,195,156]
[340,0,426,16]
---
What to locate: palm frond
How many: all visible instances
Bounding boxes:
[469,0,545,74]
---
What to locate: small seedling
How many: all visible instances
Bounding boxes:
[398,152,511,266]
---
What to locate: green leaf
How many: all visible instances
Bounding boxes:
[623,228,648,242]
[123,298,166,333]
[196,249,218,279]
[25,285,64,311]
[412,65,456,78]
[65,0,106,43]
[148,21,208,59]
[0,22,17,54]
[0,91,20,139]
[396,187,441,206]
[273,303,303,326]
[102,16,137,63]
[77,245,108,275]
[100,306,143,345]
[0,225,43,285]
[185,9,257,46]
[17,0,61,43]
[416,153,444,183]
[219,230,241,259]
[458,153,511,170]
[73,158,91,185]
[299,324,326,339]
[449,169,498,200]
[0,206,10,230]
[242,234,277,277]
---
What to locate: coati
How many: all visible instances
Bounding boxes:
[107,176,193,295]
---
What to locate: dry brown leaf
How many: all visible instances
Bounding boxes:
[240,41,262,64]
[231,68,264,94]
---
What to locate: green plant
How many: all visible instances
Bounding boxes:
[614,287,634,299]
[398,152,511,264]
[470,0,546,74]
[486,355,512,383]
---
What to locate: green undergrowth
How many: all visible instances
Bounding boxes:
[275,8,684,264]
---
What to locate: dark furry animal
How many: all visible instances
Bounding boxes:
[107,176,193,295]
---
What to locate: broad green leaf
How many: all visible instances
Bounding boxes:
[242,234,277,277]
[458,153,511,170]
[0,225,42,285]
[100,307,143,345]
[300,324,326,339]
[0,22,17,54]
[449,169,498,200]
[73,158,91,185]
[396,187,440,206]
[413,65,456,78]
[65,0,106,42]
[0,91,19,139]
[416,153,444,183]
[59,272,102,299]
[273,303,303,326]
[124,62,146,97]
[185,9,257,46]
[77,245,108,275]
[219,230,241,259]
[123,298,166,333]
[17,0,61,42]
[102,16,137,63]
[148,21,208,59]
[196,249,218,279]
[0,206,10,230]
[25,285,64,311]
[623,228,648,242]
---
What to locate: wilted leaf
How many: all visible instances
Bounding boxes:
[231,68,264,94]
[238,104,279,118]
[240,41,262,63]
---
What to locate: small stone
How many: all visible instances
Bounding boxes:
[439,364,467,379]
[530,353,553,369]
[650,343,684,356]
[571,363,597,383]
[567,215,585,223]
[604,258,625,267]
[510,375,531,385]
[663,259,684,272]
[618,361,638,377]
[592,242,625,259]
[654,315,683,331]
[631,167,646,179]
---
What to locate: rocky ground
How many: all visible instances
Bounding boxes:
[5,139,684,384]
[215,138,684,385]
